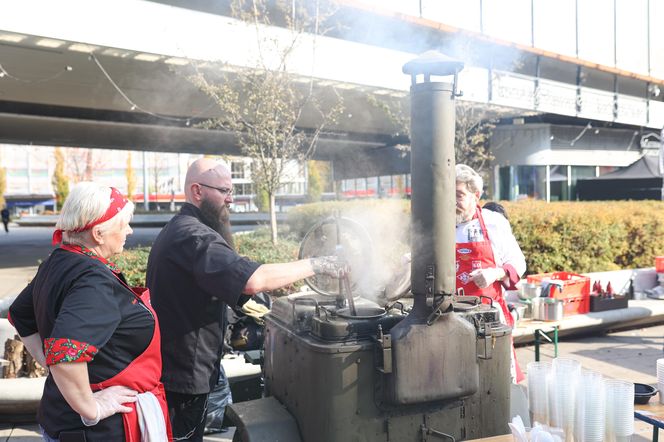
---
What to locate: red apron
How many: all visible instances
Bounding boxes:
[456,207,524,383]
[91,285,173,442]
[60,245,172,441]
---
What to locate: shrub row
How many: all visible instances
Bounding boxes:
[503,200,664,274]
[116,199,664,286]
[116,228,301,291]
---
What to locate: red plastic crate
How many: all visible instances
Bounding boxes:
[560,295,589,316]
[656,256,664,273]
[526,271,590,315]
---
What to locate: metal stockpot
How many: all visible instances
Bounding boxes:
[531,298,564,321]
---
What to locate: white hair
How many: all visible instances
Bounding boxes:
[56,182,134,243]
[456,164,483,194]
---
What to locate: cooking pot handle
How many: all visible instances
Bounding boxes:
[293,297,319,320]
[479,295,494,307]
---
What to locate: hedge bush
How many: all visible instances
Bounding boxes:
[288,199,664,275]
[503,200,664,274]
[116,228,301,293]
[114,246,150,287]
[115,200,664,285]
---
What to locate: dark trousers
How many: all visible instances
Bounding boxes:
[2,220,8,233]
[166,391,208,442]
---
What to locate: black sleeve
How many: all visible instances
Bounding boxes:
[8,279,38,337]
[192,235,260,306]
[48,271,122,351]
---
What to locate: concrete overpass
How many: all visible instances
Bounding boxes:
[0,0,662,181]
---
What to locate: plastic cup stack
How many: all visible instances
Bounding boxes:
[604,379,634,442]
[549,357,581,440]
[657,359,664,404]
[527,361,551,425]
[574,370,605,442]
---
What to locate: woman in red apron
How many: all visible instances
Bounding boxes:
[455,165,526,383]
[8,183,171,441]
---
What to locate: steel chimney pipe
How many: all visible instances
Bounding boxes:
[403,51,464,312]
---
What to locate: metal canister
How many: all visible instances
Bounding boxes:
[532,298,564,321]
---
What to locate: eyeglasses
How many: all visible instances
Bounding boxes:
[198,183,233,197]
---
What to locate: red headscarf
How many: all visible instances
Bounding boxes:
[52,187,128,245]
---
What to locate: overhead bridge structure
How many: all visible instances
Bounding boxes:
[0,0,662,182]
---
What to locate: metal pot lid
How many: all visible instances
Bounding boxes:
[336,306,387,319]
[298,217,373,297]
[382,254,412,303]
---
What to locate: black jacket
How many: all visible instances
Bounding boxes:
[147,203,260,394]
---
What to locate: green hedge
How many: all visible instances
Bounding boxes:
[114,246,150,287]
[288,199,664,275]
[116,228,300,292]
[115,200,664,286]
[503,200,664,274]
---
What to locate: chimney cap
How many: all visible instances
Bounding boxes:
[402,51,464,77]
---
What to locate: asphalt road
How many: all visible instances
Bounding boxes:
[0,225,163,268]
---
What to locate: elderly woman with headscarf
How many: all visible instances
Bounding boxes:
[8,182,171,442]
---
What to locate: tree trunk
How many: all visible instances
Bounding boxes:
[269,192,278,245]
[3,336,24,378]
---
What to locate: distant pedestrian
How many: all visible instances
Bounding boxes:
[1,206,9,233]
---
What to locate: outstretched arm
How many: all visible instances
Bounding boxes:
[243,257,347,295]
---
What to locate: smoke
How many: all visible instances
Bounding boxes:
[332,5,525,76]
[333,200,411,303]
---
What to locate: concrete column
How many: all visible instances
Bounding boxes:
[142,151,149,211]
[546,165,551,202]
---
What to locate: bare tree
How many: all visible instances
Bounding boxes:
[365,95,500,175]
[454,102,499,173]
[126,152,136,200]
[187,0,343,244]
[150,153,169,211]
[66,148,104,183]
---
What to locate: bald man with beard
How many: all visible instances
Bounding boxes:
[146,158,343,441]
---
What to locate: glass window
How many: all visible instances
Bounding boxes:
[366,177,378,197]
[498,166,547,201]
[570,166,596,200]
[516,165,546,200]
[615,0,649,75]
[532,0,576,57]
[482,0,533,46]
[499,166,511,200]
[231,161,245,179]
[651,0,664,79]
[577,0,615,66]
[353,0,420,16]
[233,183,255,196]
[421,0,482,32]
[549,165,568,201]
